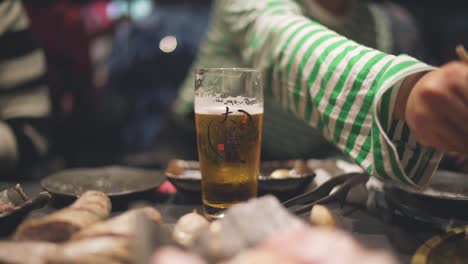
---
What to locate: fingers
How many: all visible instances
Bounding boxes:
[429,129,468,155]
[423,90,468,137]
[416,118,468,155]
[412,107,468,154]
[441,62,468,104]
[406,61,468,154]
[409,105,468,154]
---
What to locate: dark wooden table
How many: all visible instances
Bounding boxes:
[0,181,445,264]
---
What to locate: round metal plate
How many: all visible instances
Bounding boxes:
[166,173,315,194]
[41,166,165,198]
[385,170,468,220]
[165,160,315,195]
[395,171,468,201]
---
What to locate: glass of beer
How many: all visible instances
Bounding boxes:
[194,68,263,220]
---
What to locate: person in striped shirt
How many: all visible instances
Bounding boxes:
[173,0,468,187]
[0,0,50,178]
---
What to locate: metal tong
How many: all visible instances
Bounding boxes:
[282,172,369,215]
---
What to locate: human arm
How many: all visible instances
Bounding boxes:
[0,0,50,177]
[216,0,441,186]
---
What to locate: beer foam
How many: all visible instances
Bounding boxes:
[195,96,263,114]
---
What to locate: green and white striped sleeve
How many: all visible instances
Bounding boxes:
[219,0,442,187]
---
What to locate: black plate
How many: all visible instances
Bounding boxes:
[166,173,201,193]
[0,184,51,236]
[41,166,166,206]
[385,170,468,220]
[165,160,315,195]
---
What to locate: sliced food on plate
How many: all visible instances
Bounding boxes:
[15,191,111,242]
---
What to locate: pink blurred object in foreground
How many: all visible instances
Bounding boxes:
[151,227,397,264]
[227,228,397,264]
[151,247,206,264]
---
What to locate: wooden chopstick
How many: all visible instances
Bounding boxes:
[456,44,468,64]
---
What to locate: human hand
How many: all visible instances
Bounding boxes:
[398,62,468,154]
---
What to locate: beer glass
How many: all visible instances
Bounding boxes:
[194,68,263,219]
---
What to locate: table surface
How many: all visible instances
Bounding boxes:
[0,181,447,264]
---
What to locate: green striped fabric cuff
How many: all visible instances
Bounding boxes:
[372,58,443,187]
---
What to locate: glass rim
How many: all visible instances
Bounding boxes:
[196,67,261,73]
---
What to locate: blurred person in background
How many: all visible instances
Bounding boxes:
[97,0,212,168]
[25,0,212,168]
[0,0,50,179]
[173,0,427,161]
[105,1,211,153]
[24,0,126,167]
[16,0,467,176]
[173,0,468,187]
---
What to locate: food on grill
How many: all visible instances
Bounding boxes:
[63,207,162,264]
[173,210,209,247]
[4,207,161,264]
[0,184,28,215]
[152,225,398,264]
[0,241,58,264]
[226,227,397,264]
[0,240,123,264]
[47,255,121,264]
[309,204,338,227]
[0,201,15,213]
[151,247,206,264]
[269,169,291,179]
[192,196,304,261]
[58,237,131,263]
[72,207,161,240]
[15,191,111,242]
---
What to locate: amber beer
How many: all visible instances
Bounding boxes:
[195,107,263,216]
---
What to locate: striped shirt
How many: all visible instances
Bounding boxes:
[0,0,50,176]
[174,0,442,187]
